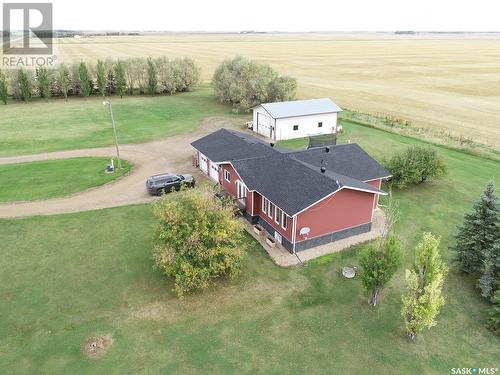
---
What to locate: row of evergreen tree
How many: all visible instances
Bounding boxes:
[452,181,500,334]
[0,56,201,104]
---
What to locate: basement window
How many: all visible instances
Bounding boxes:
[293,125,299,131]
[224,170,231,182]
[318,122,323,128]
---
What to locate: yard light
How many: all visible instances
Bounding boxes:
[103,100,122,169]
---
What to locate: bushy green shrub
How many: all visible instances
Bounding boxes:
[385,146,446,188]
[152,187,246,298]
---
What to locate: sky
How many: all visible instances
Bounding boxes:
[2,0,500,32]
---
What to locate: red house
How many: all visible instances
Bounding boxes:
[191,129,391,253]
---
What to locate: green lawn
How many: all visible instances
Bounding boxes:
[0,121,498,374]
[0,157,130,202]
[0,87,242,156]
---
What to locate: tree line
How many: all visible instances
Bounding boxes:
[0,56,201,104]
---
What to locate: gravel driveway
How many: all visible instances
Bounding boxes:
[0,117,238,218]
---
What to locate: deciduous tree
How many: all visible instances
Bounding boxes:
[17,68,32,102]
[0,70,7,104]
[96,59,107,97]
[114,61,127,98]
[360,235,402,307]
[402,233,447,340]
[212,56,296,112]
[78,62,91,98]
[146,57,157,96]
[36,67,50,101]
[57,64,70,101]
[152,186,246,298]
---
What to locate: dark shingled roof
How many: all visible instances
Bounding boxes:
[232,154,341,215]
[190,128,274,163]
[289,144,391,181]
[191,129,390,216]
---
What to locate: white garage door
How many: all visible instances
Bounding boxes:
[199,153,208,173]
[257,113,271,137]
[209,163,219,181]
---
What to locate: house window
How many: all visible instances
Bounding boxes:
[293,125,299,131]
[268,202,273,219]
[262,197,267,214]
[318,122,323,128]
[281,212,287,230]
[275,207,280,224]
[224,170,231,182]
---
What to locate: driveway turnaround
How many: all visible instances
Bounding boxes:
[0,117,235,218]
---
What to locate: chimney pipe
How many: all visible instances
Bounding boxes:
[270,143,275,148]
[325,146,330,153]
[320,167,326,173]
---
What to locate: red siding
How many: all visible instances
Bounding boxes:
[253,193,294,242]
[220,164,238,196]
[366,179,382,209]
[295,188,375,243]
[220,164,253,213]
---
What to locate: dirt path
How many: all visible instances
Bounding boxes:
[0,118,238,219]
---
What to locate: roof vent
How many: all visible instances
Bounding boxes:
[320,167,326,173]
[270,143,275,148]
[325,146,330,153]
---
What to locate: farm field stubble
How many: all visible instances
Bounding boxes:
[56,33,500,148]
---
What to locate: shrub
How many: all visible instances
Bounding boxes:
[385,146,446,188]
[152,186,246,298]
[212,56,297,112]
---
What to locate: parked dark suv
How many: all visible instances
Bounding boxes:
[146,173,195,196]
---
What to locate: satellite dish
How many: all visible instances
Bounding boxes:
[299,227,311,236]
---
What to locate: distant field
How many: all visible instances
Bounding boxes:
[55,33,500,148]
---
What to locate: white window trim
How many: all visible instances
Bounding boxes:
[274,207,280,224]
[281,211,287,230]
[268,202,273,219]
[262,197,267,214]
[224,170,231,182]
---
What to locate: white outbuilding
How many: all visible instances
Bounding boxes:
[252,98,342,141]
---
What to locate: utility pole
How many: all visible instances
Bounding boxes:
[103,100,122,169]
